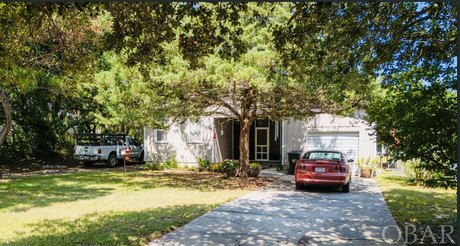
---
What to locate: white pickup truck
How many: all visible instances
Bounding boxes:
[74,134,144,167]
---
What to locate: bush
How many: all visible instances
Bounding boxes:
[357,156,379,171]
[143,162,164,171]
[210,162,222,172]
[248,162,261,170]
[197,158,211,171]
[218,160,239,177]
[247,162,262,177]
[218,160,239,173]
[402,158,456,188]
[162,157,178,169]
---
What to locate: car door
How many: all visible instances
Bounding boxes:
[126,136,140,158]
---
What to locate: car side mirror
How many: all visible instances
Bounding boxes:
[348,159,354,163]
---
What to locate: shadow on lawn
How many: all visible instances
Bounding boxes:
[0,171,272,212]
[5,204,215,246]
[378,174,457,245]
[0,174,114,212]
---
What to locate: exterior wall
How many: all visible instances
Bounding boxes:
[215,118,233,162]
[143,113,377,167]
[143,117,215,166]
[282,113,377,166]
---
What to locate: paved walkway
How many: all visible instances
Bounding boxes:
[150,170,404,245]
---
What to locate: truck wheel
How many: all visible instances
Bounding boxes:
[106,153,118,168]
[295,182,303,190]
[83,161,93,167]
[138,152,145,164]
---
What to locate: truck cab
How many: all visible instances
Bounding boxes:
[74,134,144,167]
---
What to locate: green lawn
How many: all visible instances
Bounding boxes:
[376,170,457,244]
[0,170,271,245]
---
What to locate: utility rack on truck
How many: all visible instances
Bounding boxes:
[74,133,144,167]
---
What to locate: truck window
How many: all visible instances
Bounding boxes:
[131,138,140,146]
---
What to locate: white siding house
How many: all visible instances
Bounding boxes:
[143,114,377,167]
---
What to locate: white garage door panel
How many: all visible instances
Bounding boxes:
[306,133,359,160]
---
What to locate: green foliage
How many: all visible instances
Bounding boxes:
[143,162,164,171]
[402,159,457,188]
[0,170,252,245]
[376,171,457,244]
[218,160,240,173]
[356,156,379,171]
[197,158,211,172]
[161,157,178,169]
[248,162,261,170]
[366,67,457,188]
[0,4,104,164]
[209,162,222,173]
[143,156,178,170]
[0,2,455,176]
[0,74,97,162]
[91,52,167,138]
[123,3,381,176]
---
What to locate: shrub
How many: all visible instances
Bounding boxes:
[402,159,456,188]
[210,162,222,172]
[247,162,262,177]
[143,162,164,171]
[197,158,211,171]
[162,157,178,169]
[218,159,239,177]
[248,162,261,170]
[219,159,239,173]
[357,156,379,171]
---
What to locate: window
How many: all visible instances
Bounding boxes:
[187,121,202,143]
[130,137,140,146]
[154,129,168,143]
[304,151,342,161]
[255,119,269,127]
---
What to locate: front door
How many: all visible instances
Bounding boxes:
[255,128,269,161]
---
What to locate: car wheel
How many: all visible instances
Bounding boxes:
[295,182,303,190]
[83,161,93,167]
[342,181,350,193]
[106,153,118,168]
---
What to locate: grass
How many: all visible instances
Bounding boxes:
[0,170,272,245]
[376,170,457,244]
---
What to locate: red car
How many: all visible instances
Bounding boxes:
[294,150,352,193]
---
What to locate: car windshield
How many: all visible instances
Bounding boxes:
[304,151,342,161]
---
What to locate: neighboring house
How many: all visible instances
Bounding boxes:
[143,113,377,167]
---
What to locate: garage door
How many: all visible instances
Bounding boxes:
[306,132,359,161]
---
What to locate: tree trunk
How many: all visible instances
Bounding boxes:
[237,119,252,177]
[0,89,12,147]
[0,89,11,179]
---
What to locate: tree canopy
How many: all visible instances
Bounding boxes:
[106,3,377,175]
[0,2,455,182]
[103,2,455,177]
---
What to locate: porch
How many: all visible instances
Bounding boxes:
[214,118,282,168]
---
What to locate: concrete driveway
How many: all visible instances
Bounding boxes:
[150,170,404,246]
